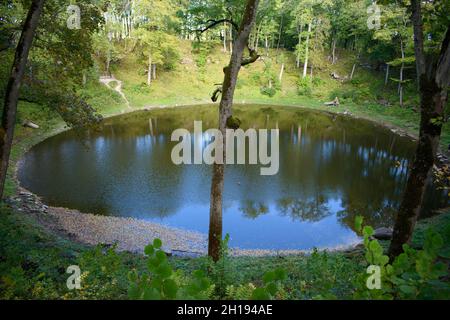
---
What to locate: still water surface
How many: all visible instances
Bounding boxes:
[19,105,448,250]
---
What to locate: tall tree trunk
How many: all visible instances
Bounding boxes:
[296,25,303,68]
[385,63,390,86]
[302,22,312,78]
[255,22,262,51]
[265,35,269,56]
[147,56,152,86]
[229,27,233,53]
[0,0,45,200]
[388,0,450,259]
[152,63,156,80]
[331,37,337,64]
[398,39,405,107]
[223,22,227,52]
[276,14,283,55]
[208,0,260,262]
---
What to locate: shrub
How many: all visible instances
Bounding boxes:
[260,86,277,97]
[352,216,450,299]
[128,237,287,300]
[297,77,312,97]
[128,238,213,300]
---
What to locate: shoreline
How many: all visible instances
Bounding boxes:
[10,101,447,257]
[10,187,364,257]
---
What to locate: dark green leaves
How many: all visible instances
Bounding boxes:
[251,268,287,300]
[153,238,162,249]
[128,238,212,300]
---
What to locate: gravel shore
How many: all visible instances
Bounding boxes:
[10,189,364,257]
[47,207,208,255]
[8,190,311,257]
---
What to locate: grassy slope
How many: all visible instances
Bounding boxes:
[1,41,449,299]
[101,40,450,146]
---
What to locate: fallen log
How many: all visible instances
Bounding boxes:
[23,120,39,129]
[324,97,340,107]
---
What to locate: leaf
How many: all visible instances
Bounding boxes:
[430,262,448,279]
[128,283,142,299]
[251,288,271,300]
[198,278,211,291]
[153,238,163,249]
[155,250,167,263]
[438,247,450,259]
[262,271,276,284]
[266,282,278,296]
[156,262,173,278]
[143,287,161,300]
[274,268,287,281]
[162,279,178,299]
[399,285,416,296]
[147,256,161,272]
[193,270,206,279]
[355,216,364,233]
[144,244,154,256]
[363,226,374,237]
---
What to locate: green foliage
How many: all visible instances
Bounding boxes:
[0,205,141,300]
[64,244,128,299]
[353,216,450,300]
[226,116,242,129]
[297,77,312,97]
[128,238,213,300]
[204,234,231,298]
[250,268,287,300]
[260,86,277,97]
[329,87,373,104]
[225,283,256,300]
[192,41,216,71]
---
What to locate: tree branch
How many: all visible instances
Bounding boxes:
[195,19,239,34]
[211,87,222,102]
[241,46,260,66]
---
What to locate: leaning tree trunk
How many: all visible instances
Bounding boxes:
[389,78,445,258]
[208,0,260,262]
[388,0,450,259]
[279,63,284,82]
[0,0,45,200]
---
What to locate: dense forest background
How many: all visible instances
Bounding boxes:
[1,0,449,140]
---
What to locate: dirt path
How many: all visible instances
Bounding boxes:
[99,76,131,110]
